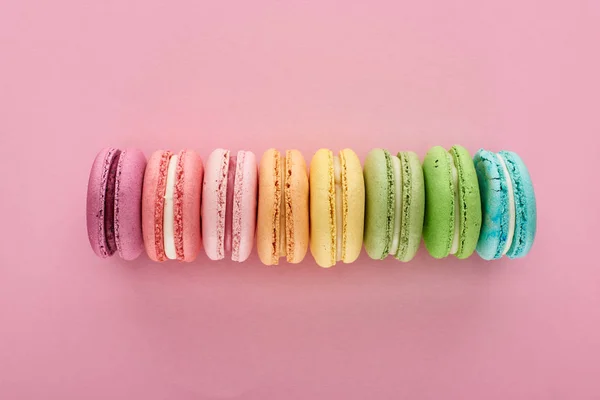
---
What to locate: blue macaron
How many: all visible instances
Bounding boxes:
[473,149,537,260]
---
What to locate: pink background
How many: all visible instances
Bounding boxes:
[1,0,599,398]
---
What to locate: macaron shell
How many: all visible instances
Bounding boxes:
[179,149,203,262]
[396,151,424,262]
[286,150,310,264]
[202,148,229,261]
[86,147,119,258]
[142,150,172,262]
[449,145,481,259]
[232,150,257,262]
[340,149,364,264]
[422,146,455,259]
[114,148,147,260]
[363,148,394,260]
[474,149,510,260]
[499,151,536,258]
[256,149,281,265]
[309,149,336,268]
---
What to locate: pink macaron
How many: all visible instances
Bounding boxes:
[86,148,147,260]
[201,149,258,261]
[142,149,204,262]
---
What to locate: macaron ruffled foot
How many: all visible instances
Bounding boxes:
[309,149,365,268]
[363,149,425,262]
[201,149,257,262]
[256,149,309,266]
[473,149,536,260]
[86,147,147,260]
[422,145,482,259]
[142,149,203,262]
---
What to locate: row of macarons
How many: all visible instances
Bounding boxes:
[86,146,536,267]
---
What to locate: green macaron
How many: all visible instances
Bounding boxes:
[363,149,425,261]
[422,145,481,259]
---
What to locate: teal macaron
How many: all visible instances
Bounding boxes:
[422,145,482,259]
[363,149,425,262]
[473,149,537,260]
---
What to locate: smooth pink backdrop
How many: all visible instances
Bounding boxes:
[1,1,599,399]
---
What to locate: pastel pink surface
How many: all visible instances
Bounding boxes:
[114,148,146,260]
[234,150,258,262]
[2,1,600,399]
[178,149,203,262]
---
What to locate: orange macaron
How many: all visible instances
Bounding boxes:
[256,149,309,265]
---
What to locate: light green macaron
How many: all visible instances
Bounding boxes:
[363,149,425,262]
[422,145,481,259]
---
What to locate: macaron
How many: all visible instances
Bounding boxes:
[473,149,536,260]
[86,148,147,260]
[363,149,425,262]
[256,149,309,265]
[142,149,203,262]
[201,149,257,262]
[422,145,481,259]
[309,149,365,268]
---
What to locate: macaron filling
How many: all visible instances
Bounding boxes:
[279,155,287,257]
[163,155,178,260]
[224,155,237,255]
[389,156,402,255]
[113,149,126,258]
[104,149,121,256]
[333,155,343,261]
[496,153,516,255]
[449,155,460,255]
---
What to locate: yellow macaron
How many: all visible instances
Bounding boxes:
[309,149,365,268]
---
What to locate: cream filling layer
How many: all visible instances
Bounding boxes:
[496,154,515,255]
[279,156,287,257]
[389,156,402,255]
[334,156,343,261]
[163,155,178,260]
[450,157,460,255]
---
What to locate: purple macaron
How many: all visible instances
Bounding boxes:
[86,148,147,260]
